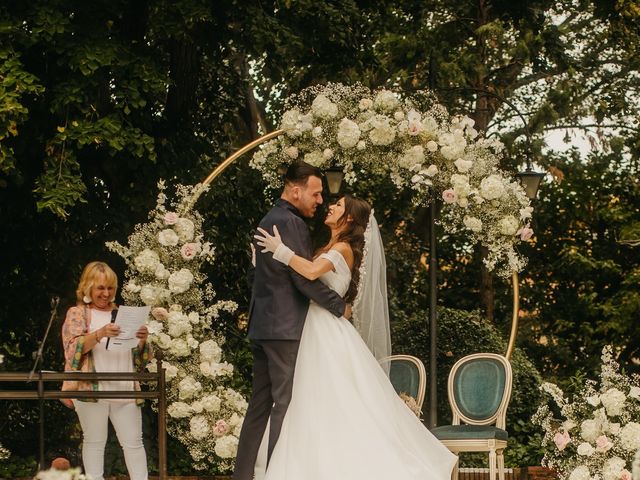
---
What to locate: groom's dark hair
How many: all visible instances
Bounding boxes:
[284,161,322,188]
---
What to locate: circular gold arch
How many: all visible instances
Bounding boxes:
[203,130,520,360]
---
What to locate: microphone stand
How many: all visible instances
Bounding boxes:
[28,296,59,471]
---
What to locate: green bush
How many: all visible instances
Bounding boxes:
[390,304,545,467]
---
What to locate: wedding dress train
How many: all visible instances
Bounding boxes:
[255,249,457,480]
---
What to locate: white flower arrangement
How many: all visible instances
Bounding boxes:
[33,467,89,480]
[107,181,245,472]
[249,83,533,277]
[532,346,640,480]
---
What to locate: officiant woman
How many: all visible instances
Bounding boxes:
[61,261,151,480]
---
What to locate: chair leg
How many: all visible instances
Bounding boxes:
[451,458,459,480]
[497,450,505,480]
[488,448,497,480]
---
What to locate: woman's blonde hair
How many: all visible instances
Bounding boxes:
[76,261,118,305]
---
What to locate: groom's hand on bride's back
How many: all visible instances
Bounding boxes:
[343,304,352,320]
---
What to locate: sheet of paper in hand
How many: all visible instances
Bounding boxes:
[107,305,151,350]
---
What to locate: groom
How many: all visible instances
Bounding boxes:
[234,161,351,480]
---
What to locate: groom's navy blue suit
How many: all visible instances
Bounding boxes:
[233,199,346,480]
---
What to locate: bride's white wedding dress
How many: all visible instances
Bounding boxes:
[256,249,457,480]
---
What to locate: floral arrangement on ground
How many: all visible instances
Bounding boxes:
[107,181,246,472]
[532,345,640,480]
[249,82,534,276]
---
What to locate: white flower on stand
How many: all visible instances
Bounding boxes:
[158,229,179,246]
[140,285,169,306]
[581,419,601,442]
[463,216,483,233]
[577,442,595,456]
[480,174,507,200]
[569,465,591,480]
[619,422,640,451]
[337,118,361,148]
[134,249,160,273]
[311,94,338,118]
[202,394,222,413]
[168,269,194,294]
[373,90,400,111]
[200,339,223,363]
[214,435,240,459]
[189,415,210,440]
[603,457,627,480]
[168,402,193,418]
[175,218,195,242]
[178,376,202,400]
[600,388,626,417]
[499,216,520,236]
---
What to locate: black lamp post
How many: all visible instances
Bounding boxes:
[515,168,546,201]
[325,166,345,200]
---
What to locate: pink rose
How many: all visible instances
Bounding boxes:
[180,242,201,260]
[407,121,423,136]
[164,212,179,225]
[553,431,571,451]
[517,226,534,241]
[595,435,613,452]
[151,307,169,321]
[213,419,229,436]
[442,189,458,204]
[620,470,631,480]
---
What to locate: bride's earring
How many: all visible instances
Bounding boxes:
[83,295,91,304]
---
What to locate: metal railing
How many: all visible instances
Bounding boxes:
[0,356,167,478]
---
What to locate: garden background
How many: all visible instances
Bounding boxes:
[1,0,639,476]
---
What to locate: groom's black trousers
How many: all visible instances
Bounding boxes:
[233,339,300,480]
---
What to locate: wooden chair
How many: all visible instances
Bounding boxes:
[431,353,513,480]
[380,354,427,411]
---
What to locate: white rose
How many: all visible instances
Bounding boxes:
[619,422,640,451]
[168,312,192,337]
[311,94,338,118]
[499,216,520,236]
[454,158,473,173]
[168,402,192,418]
[154,332,172,350]
[168,268,194,294]
[336,118,361,149]
[373,90,400,112]
[200,339,223,363]
[577,442,595,456]
[174,218,195,242]
[178,376,202,400]
[569,466,590,480]
[189,415,210,440]
[463,216,483,233]
[586,395,601,406]
[629,386,640,399]
[479,174,507,200]
[426,140,438,152]
[147,320,164,335]
[158,229,179,246]
[214,435,239,459]
[155,263,170,280]
[134,249,160,273]
[600,388,626,417]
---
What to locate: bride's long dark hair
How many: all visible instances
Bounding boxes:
[331,195,371,303]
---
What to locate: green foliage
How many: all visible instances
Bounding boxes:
[391,305,544,467]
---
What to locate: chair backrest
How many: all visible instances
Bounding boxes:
[447,353,512,428]
[380,354,427,411]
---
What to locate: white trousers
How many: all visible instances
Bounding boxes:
[73,400,148,480]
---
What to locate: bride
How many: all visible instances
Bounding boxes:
[253,194,457,480]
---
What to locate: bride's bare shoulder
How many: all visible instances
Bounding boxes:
[332,242,354,268]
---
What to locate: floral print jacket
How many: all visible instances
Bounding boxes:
[61,305,151,405]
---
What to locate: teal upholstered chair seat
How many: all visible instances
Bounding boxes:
[434,353,513,480]
[431,425,508,441]
[380,355,427,411]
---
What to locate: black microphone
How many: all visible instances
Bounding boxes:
[105,308,118,350]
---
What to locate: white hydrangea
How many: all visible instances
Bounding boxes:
[189,415,210,440]
[281,108,302,136]
[178,376,202,400]
[619,422,640,451]
[451,174,471,198]
[463,216,483,233]
[336,118,361,149]
[140,284,170,306]
[158,229,179,246]
[499,216,520,236]
[398,145,425,170]
[169,338,191,357]
[629,385,640,399]
[168,312,192,338]
[134,249,160,273]
[311,94,338,119]
[373,90,400,111]
[454,158,473,173]
[581,419,601,442]
[600,388,626,417]
[577,442,595,456]
[586,394,601,406]
[168,268,194,294]
[603,456,627,480]
[569,465,591,480]
[214,435,239,459]
[175,218,195,242]
[200,339,223,363]
[303,150,324,167]
[155,263,170,280]
[202,394,222,413]
[368,115,396,146]
[168,401,192,418]
[480,174,507,200]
